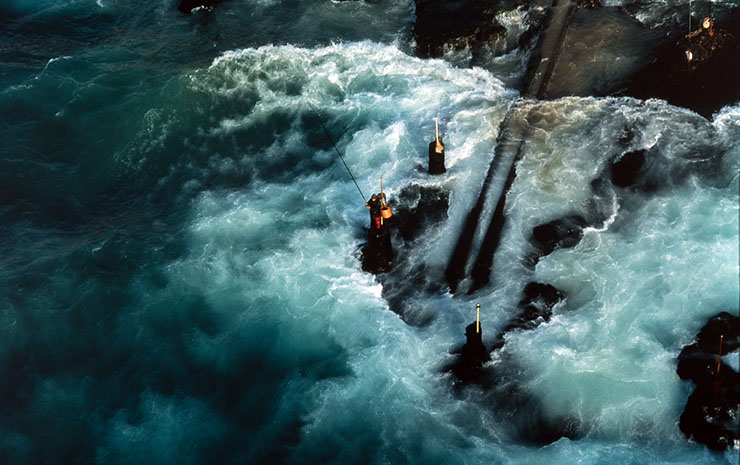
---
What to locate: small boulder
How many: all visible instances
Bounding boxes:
[610,150,646,188]
[531,215,589,257]
[392,184,450,242]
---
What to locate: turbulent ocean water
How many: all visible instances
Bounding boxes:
[1,1,738,464]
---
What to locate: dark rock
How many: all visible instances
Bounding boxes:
[413,0,510,58]
[677,311,740,451]
[531,215,588,257]
[510,282,563,329]
[178,0,223,13]
[520,282,563,309]
[623,16,740,118]
[610,150,646,187]
[680,381,739,451]
[360,220,393,274]
[392,184,450,242]
[678,311,740,382]
[362,184,450,325]
[448,321,491,384]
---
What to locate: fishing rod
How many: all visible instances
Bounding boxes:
[305,100,367,203]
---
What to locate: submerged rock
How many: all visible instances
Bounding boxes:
[490,282,565,351]
[677,311,740,451]
[178,0,223,13]
[520,411,582,445]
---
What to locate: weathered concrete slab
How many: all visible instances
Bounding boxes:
[547,7,663,98]
[525,0,578,98]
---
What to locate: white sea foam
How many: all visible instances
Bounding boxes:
[155,42,740,463]
[494,95,738,452]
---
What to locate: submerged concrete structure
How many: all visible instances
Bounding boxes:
[446,0,581,293]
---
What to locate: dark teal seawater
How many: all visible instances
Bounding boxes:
[1,1,739,464]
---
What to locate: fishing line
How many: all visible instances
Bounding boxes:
[305,100,367,203]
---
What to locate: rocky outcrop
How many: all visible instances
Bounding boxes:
[413,0,511,58]
[624,18,740,118]
[445,282,578,444]
[530,215,588,259]
[363,184,450,326]
[448,321,492,384]
[360,220,394,274]
[677,311,740,451]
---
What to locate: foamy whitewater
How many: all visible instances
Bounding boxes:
[0,1,738,464]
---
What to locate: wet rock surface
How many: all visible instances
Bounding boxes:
[547,5,663,98]
[393,184,450,242]
[360,221,394,274]
[677,311,740,451]
[362,184,450,326]
[413,0,515,58]
[447,321,492,384]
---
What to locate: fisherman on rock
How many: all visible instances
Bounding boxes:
[366,193,382,230]
[361,189,393,273]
